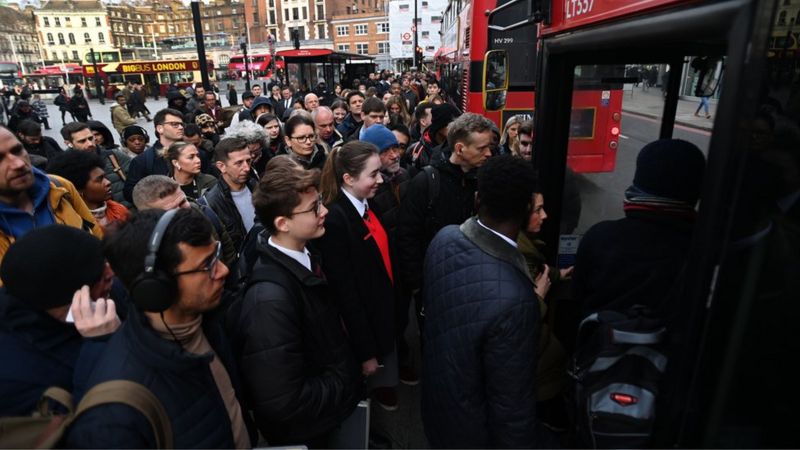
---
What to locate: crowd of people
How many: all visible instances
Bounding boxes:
[0,67,705,449]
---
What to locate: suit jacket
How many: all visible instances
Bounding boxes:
[314,194,395,363]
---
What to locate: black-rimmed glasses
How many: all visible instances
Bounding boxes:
[173,241,222,279]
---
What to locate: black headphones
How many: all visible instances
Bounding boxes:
[130,209,178,312]
[124,125,150,144]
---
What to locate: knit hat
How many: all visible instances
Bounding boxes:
[632,139,706,203]
[122,125,147,142]
[427,103,461,140]
[361,124,398,153]
[195,113,215,128]
[242,91,255,100]
[1,225,105,310]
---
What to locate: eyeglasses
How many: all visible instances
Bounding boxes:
[174,241,222,279]
[290,194,323,217]
[291,134,317,142]
[163,121,185,128]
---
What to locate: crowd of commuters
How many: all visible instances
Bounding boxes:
[0,67,706,449]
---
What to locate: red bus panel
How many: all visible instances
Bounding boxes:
[541,0,691,36]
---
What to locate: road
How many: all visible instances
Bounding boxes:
[571,112,712,234]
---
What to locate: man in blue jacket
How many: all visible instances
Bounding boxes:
[421,155,547,448]
[66,208,254,448]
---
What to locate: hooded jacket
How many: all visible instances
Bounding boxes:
[123,141,168,203]
[110,102,137,135]
[0,170,102,268]
[87,121,133,206]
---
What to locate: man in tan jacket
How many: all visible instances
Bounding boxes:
[111,93,137,136]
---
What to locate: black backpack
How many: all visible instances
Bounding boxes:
[569,306,667,449]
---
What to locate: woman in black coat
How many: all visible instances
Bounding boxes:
[315,141,399,410]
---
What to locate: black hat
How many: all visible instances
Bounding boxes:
[633,139,706,203]
[427,103,461,140]
[242,91,255,100]
[1,225,105,310]
[122,125,147,141]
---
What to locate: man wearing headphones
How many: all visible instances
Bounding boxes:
[120,125,149,158]
[66,208,253,448]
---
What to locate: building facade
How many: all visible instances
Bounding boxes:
[388,0,445,65]
[0,5,42,73]
[33,0,113,64]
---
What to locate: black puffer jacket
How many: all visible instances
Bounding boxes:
[201,177,257,254]
[421,218,540,448]
[229,239,362,445]
[395,149,478,290]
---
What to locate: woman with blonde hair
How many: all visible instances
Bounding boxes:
[385,95,412,127]
[499,114,525,156]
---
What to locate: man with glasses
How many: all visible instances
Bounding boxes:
[230,155,362,447]
[66,208,253,449]
[123,108,186,203]
[312,106,343,152]
[201,137,257,252]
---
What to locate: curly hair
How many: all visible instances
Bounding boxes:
[225,120,269,148]
[45,149,104,190]
[477,155,538,223]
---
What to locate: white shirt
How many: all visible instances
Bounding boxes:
[477,219,518,248]
[341,188,368,218]
[230,187,256,232]
[267,236,312,271]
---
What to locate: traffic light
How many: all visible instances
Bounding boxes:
[415,46,424,66]
[291,28,301,50]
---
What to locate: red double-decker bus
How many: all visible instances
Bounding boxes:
[435,0,623,172]
[227,53,283,80]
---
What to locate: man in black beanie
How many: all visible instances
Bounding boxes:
[0,225,120,416]
[572,138,706,319]
[405,103,462,177]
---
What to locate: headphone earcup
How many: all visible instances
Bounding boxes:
[130,270,178,313]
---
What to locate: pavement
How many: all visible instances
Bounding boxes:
[619,84,716,131]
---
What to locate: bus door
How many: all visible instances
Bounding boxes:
[534,0,797,447]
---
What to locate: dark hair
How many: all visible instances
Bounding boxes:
[346,90,365,105]
[518,120,534,138]
[320,141,378,204]
[183,123,201,137]
[281,85,294,93]
[362,97,386,115]
[428,79,439,87]
[103,208,213,290]
[253,155,321,234]
[331,99,348,113]
[154,108,185,126]
[165,141,194,166]
[284,114,315,139]
[414,102,432,120]
[204,91,216,99]
[45,150,104,190]
[17,119,42,137]
[256,113,278,127]
[477,155,538,223]
[60,122,89,141]
[387,122,411,140]
[214,136,248,162]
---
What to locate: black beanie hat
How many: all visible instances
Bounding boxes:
[633,139,706,203]
[1,225,105,310]
[427,103,461,140]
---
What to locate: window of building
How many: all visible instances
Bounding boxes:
[399,4,409,11]
[431,15,442,23]
[84,32,91,43]
[317,24,325,38]
[233,19,240,29]
[138,25,143,33]
[47,33,54,45]
[98,32,105,44]
[269,0,274,7]
[337,25,348,36]
[356,42,368,54]
[137,14,141,19]
[159,24,166,33]
[293,8,299,20]
[68,33,75,45]
[203,10,209,16]
[316,4,324,19]
[81,17,87,27]
[253,0,257,6]
[217,22,224,31]
[65,17,71,25]
[377,22,389,33]
[269,10,276,23]
[284,9,289,20]
[54,17,61,26]
[204,22,210,31]
[253,12,259,24]
[217,10,222,15]
[51,51,57,60]
[232,8,237,14]
[43,17,50,27]
[355,23,367,35]
[168,24,175,32]
[421,30,429,38]
[96,17,101,27]
[378,41,389,53]
[71,50,79,60]
[338,43,350,52]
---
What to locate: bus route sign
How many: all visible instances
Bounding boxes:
[119,60,201,74]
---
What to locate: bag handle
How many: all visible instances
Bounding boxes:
[73,380,173,449]
[36,387,74,416]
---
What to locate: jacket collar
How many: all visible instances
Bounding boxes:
[460,217,533,284]
[256,235,327,288]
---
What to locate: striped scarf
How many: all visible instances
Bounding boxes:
[623,185,697,219]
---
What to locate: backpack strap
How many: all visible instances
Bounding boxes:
[106,152,127,182]
[36,387,74,416]
[72,380,173,449]
[422,165,440,214]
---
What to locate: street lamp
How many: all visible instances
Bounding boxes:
[239,37,251,91]
[190,0,211,90]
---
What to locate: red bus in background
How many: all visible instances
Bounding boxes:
[227,53,283,79]
[435,0,623,173]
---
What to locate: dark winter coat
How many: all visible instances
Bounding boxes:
[421,218,540,448]
[0,290,82,416]
[395,150,479,290]
[229,239,362,445]
[122,142,167,203]
[24,136,63,160]
[65,309,253,448]
[336,113,362,140]
[314,194,396,363]
[572,210,694,317]
[201,177,257,253]
[276,143,327,171]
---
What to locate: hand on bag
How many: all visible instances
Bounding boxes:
[71,285,121,338]
[362,358,380,377]
[534,265,552,300]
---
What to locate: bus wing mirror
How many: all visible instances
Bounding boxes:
[484,50,508,111]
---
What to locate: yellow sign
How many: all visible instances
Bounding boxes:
[118,60,201,74]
